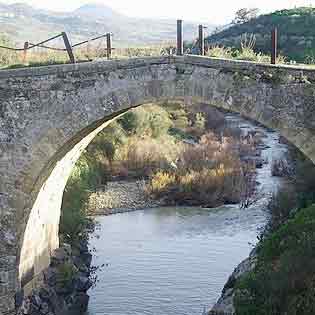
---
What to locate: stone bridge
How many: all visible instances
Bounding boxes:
[1,55,315,314]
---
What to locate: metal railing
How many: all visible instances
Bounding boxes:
[176,19,278,65]
[0,32,113,64]
[0,20,280,65]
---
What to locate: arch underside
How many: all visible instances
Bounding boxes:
[0,56,314,312]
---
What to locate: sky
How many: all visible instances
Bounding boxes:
[5,0,315,24]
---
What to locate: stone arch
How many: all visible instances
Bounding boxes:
[1,55,315,312]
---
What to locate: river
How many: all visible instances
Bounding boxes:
[86,114,288,315]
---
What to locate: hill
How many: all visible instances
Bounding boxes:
[206,7,315,63]
[0,2,215,47]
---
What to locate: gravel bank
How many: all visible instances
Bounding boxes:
[87,180,163,215]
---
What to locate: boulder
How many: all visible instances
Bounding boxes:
[39,302,50,315]
[51,248,70,266]
[74,275,93,292]
[76,240,89,254]
[73,256,89,274]
[19,298,31,314]
[68,293,89,314]
[38,285,65,314]
[43,268,57,287]
[81,252,92,267]
[15,290,24,308]
[38,285,55,303]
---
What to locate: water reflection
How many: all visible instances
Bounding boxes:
[87,205,264,315]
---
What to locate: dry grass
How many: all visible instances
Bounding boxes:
[114,135,182,178]
[0,33,289,69]
[150,171,176,193]
[206,34,286,64]
[147,131,257,207]
[0,43,176,69]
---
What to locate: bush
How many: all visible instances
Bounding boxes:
[149,162,246,207]
[0,35,19,67]
[191,112,206,135]
[147,131,255,207]
[150,171,176,195]
[118,111,138,134]
[267,187,298,230]
[292,149,315,208]
[56,263,77,288]
[270,146,315,212]
[234,143,315,315]
[118,105,172,138]
[206,45,234,59]
[60,153,103,244]
[101,141,116,164]
[117,136,181,178]
[206,33,286,64]
[271,158,292,177]
[234,204,315,315]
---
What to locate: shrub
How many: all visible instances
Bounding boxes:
[234,204,315,315]
[118,111,138,134]
[118,105,172,138]
[56,263,77,287]
[236,48,270,63]
[267,187,298,230]
[292,148,315,207]
[271,146,315,210]
[0,35,19,67]
[117,136,181,178]
[206,45,234,59]
[271,158,292,177]
[192,112,206,135]
[91,121,127,154]
[205,33,286,64]
[60,153,102,244]
[101,141,116,164]
[149,161,246,207]
[147,130,253,207]
[150,171,176,195]
[169,108,190,130]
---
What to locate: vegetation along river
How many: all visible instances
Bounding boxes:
[87,114,288,315]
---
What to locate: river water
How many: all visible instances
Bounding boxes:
[87,114,288,315]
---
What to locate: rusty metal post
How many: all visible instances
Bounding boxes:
[271,28,277,65]
[106,33,112,59]
[198,25,205,56]
[23,41,29,63]
[177,19,183,56]
[62,32,75,64]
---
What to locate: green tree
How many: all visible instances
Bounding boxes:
[118,111,138,134]
[233,8,259,24]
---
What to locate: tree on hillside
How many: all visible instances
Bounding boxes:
[233,8,259,24]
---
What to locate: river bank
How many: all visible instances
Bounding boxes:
[207,116,288,315]
[17,240,93,315]
[86,113,287,218]
[85,113,289,315]
[86,180,164,215]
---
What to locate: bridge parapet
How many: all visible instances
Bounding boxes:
[0,55,315,79]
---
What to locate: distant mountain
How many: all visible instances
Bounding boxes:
[73,3,125,20]
[206,7,315,63]
[0,2,216,47]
